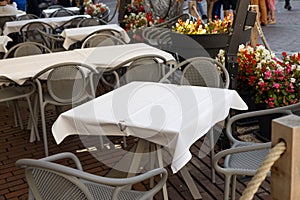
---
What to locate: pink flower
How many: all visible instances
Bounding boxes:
[273,83,280,89]
[264,70,272,79]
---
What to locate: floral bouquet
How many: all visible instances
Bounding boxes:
[172,15,233,34]
[122,0,164,31]
[235,44,300,108]
[84,0,109,18]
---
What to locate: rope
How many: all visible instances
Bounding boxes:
[240,141,287,200]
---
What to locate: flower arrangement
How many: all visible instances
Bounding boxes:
[218,44,300,108]
[172,15,233,34]
[84,0,109,17]
[122,0,164,31]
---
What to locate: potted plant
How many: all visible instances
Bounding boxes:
[171,16,233,58]
[83,0,110,21]
[218,44,300,141]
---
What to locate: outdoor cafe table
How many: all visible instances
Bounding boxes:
[0,35,12,53]
[51,81,248,198]
[0,43,176,86]
[61,24,131,49]
[2,15,91,35]
[42,7,80,18]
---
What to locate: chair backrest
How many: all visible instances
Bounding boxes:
[17,14,39,21]
[160,57,230,89]
[38,29,65,52]
[0,15,16,34]
[55,16,87,33]
[16,153,168,200]
[33,62,97,104]
[3,42,52,59]
[49,8,76,17]
[77,18,105,27]
[116,54,168,84]
[81,33,125,48]
[20,21,55,43]
[48,5,64,9]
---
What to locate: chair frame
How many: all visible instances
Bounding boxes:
[48,8,76,18]
[20,21,55,43]
[32,62,98,156]
[81,33,126,48]
[213,108,293,200]
[17,14,39,21]
[159,56,230,183]
[3,41,52,59]
[16,152,168,200]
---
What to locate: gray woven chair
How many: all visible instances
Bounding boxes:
[33,62,98,156]
[81,33,125,48]
[0,15,16,35]
[17,14,39,20]
[114,54,169,86]
[77,18,107,27]
[55,16,87,33]
[3,42,52,59]
[16,152,167,200]
[213,108,293,200]
[160,56,230,183]
[0,80,38,141]
[49,8,76,17]
[37,29,65,52]
[20,21,55,43]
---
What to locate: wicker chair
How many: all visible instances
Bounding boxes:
[16,152,167,200]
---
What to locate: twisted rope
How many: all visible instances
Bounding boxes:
[240,141,286,200]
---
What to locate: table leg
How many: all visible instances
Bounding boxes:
[179,166,202,199]
[156,144,169,200]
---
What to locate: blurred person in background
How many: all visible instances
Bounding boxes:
[266,0,276,24]
[284,0,291,10]
[13,0,25,11]
[0,0,18,15]
[251,0,268,26]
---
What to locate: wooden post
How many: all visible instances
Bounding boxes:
[271,114,300,200]
[249,5,258,46]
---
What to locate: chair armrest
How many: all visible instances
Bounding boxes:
[226,109,292,143]
[39,152,83,171]
[213,142,271,175]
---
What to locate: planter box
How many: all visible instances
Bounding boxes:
[171,32,229,58]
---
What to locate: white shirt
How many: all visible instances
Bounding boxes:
[0,5,18,16]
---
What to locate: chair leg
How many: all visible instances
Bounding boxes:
[231,175,237,200]
[224,175,232,200]
[14,100,24,129]
[26,97,39,143]
[40,104,49,156]
[209,128,216,183]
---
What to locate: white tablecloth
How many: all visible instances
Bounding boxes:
[0,43,175,85]
[0,36,12,53]
[42,7,80,18]
[2,15,90,35]
[52,82,248,173]
[61,24,130,49]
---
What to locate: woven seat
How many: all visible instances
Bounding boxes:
[16,152,167,200]
[17,14,39,20]
[49,8,76,17]
[81,33,125,48]
[77,18,107,27]
[20,21,55,43]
